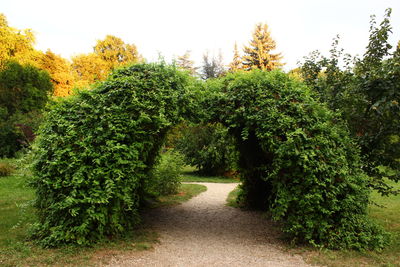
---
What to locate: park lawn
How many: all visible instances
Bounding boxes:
[300,179,400,267]
[181,165,239,183]
[0,159,206,267]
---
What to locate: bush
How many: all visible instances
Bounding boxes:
[174,122,237,175]
[204,70,389,250]
[147,150,184,196]
[0,162,15,177]
[30,62,194,247]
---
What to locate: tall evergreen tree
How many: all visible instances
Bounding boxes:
[176,50,197,75]
[228,42,242,72]
[242,23,283,71]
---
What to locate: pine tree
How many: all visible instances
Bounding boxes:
[228,42,242,72]
[242,23,283,71]
[176,51,197,75]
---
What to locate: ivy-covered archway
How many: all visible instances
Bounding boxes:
[31,63,388,249]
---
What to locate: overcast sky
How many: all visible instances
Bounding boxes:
[2,0,400,70]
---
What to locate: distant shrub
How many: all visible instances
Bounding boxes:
[147,150,184,196]
[0,162,15,177]
[174,122,238,175]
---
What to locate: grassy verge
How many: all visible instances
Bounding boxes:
[150,183,207,208]
[226,186,241,207]
[0,158,206,267]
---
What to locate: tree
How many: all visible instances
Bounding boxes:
[228,42,242,72]
[38,50,75,97]
[299,8,400,195]
[71,53,109,88]
[0,61,53,114]
[200,51,225,79]
[176,50,197,75]
[242,23,283,71]
[0,13,41,68]
[93,35,141,71]
[0,61,53,157]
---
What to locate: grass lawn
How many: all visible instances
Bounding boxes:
[0,159,206,267]
[181,165,239,183]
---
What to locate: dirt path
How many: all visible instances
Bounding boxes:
[107,183,315,267]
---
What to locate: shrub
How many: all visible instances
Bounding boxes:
[204,70,389,250]
[30,63,195,247]
[174,122,238,175]
[147,150,184,196]
[0,162,15,177]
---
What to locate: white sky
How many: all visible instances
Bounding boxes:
[2,0,400,70]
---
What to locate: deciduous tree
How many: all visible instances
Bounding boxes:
[72,53,109,88]
[94,35,141,71]
[200,51,225,79]
[0,13,41,67]
[38,50,75,97]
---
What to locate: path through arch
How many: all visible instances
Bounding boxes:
[107,183,314,267]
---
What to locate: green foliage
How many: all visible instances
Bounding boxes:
[0,162,15,176]
[0,61,52,157]
[0,61,53,115]
[174,122,238,175]
[299,9,400,195]
[147,150,184,196]
[205,70,389,249]
[30,62,194,247]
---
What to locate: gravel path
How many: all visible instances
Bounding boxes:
[107,183,315,267]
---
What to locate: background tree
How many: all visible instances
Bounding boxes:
[176,50,197,75]
[71,53,109,88]
[38,50,75,97]
[0,61,53,157]
[0,13,41,68]
[228,42,242,72]
[242,23,283,71]
[299,8,400,195]
[200,51,225,79]
[93,35,142,71]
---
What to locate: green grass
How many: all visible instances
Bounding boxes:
[181,166,239,183]
[226,186,241,207]
[0,158,207,267]
[151,183,207,207]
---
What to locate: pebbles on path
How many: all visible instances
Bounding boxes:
[107,183,315,267]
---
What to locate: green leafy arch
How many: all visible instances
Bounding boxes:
[31,63,388,249]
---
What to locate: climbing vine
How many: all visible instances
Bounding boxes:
[31,63,389,250]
